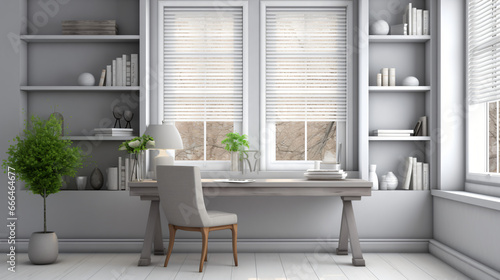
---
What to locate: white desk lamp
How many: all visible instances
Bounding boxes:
[144,121,183,178]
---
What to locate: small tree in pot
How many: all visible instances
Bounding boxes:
[221,132,249,171]
[2,115,84,264]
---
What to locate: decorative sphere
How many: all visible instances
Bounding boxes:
[77,72,95,86]
[402,76,420,86]
[370,20,390,35]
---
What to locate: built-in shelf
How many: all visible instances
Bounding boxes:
[369,86,431,92]
[20,86,140,91]
[369,35,431,43]
[20,35,140,43]
[64,136,137,141]
[369,136,431,141]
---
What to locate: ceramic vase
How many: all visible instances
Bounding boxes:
[131,151,146,181]
[28,232,58,265]
[370,20,390,35]
[385,171,399,190]
[90,167,104,190]
[369,164,379,190]
[379,175,388,190]
[230,152,241,172]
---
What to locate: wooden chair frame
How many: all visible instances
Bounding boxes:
[164,223,238,272]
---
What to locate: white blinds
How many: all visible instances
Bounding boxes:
[468,0,500,105]
[265,7,347,122]
[163,7,243,121]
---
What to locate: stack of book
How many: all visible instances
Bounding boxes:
[304,168,347,180]
[97,54,139,87]
[376,68,396,86]
[62,20,118,35]
[93,128,133,137]
[391,3,429,35]
[373,129,413,137]
[413,116,428,136]
[402,157,430,190]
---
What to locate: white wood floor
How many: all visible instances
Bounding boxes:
[1,253,470,280]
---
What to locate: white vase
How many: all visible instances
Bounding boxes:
[28,232,58,265]
[385,171,399,190]
[230,152,241,172]
[369,164,379,190]
[379,175,388,190]
[370,20,390,35]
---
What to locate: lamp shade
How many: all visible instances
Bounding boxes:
[144,121,183,150]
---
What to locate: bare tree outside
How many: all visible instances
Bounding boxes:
[307,122,337,160]
[175,122,204,161]
[489,101,498,172]
[206,122,233,160]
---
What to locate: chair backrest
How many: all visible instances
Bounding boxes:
[156,165,209,227]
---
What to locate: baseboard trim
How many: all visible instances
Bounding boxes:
[4,238,429,254]
[429,240,500,280]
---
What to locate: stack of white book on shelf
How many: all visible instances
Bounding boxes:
[373,129,413,137]
[93,128,133,137]
[304,168,347,180]
[402,157,430,190]
[98,54,139,87]
[400,3,429,35]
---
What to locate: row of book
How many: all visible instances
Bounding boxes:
[372,116,428,137]
[376,68,396,86]
[98,54,139,87]
[391,3,429,35]
[62,20,118,35]
[402,157,429,190]
[93,128,133,137]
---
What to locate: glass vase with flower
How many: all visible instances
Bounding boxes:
[119,135,155,181]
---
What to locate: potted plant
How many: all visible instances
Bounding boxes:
[2,115,84,264]
[119,134,154,181]
[221,132,249,171]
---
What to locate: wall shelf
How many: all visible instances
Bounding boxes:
[20,86,140,91]
[369,86,431,92]
[369,35,431,43]
[369,136,431,141]
[20,35,140,43]
[64,136,137,141]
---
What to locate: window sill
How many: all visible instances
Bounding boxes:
[201,170,360,180]
[431,190,500,211]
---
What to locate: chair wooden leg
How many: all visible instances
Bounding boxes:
[231,224,238,266]
[199,227,209,272]
[164,224,176,267]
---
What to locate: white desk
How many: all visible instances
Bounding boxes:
[129,178,372,267]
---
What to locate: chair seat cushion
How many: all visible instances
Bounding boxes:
[205,210,237,227]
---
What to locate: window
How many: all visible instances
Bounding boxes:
[467,0,500,184]
[159,1,247,166]
[261,1,351,170]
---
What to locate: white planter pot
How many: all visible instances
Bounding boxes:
[230,152,241,172]
[28,232,58,265]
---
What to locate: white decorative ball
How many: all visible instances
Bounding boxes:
[77,72,95,86]
[402,76,420,86]
[370,20,390,35]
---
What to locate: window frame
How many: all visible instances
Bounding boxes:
[157,0,249,170]
[465,0,500,188]
[259,0,354,171]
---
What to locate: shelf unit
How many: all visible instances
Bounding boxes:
[20,0,149,190]
[360,0,437,190]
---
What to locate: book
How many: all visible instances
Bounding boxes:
[116,57,123,86]
[423,163,429,190]
[402,157,413,190]
[106,65,112,86]
[382,68,389,86]
[374,134,411,137]
[375,129,414,134]
[413,121,422,136]
[98,69,106,86]
[404,3,412,35]
[62,31,117,35]
[62,20,117,26]
[124,158,129,190]
[416,161,423,190]
[419,116,428,136]
[411,157,418,190]
[122,54,128,87]
[131,54,139,86]
[423,10,429,35]
[376,73,382,86]
[126,61,131,86]
[118,157,122,190]
[390,23,407,35]
[416,9,423,35]
[389,68,396,86]
[412,7,417,35]
[112,59,117,86]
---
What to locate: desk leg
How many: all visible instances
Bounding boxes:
[341,197,365,266]
[336,208,349,255]
[138,200,160,266]
[153,209,166,255]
